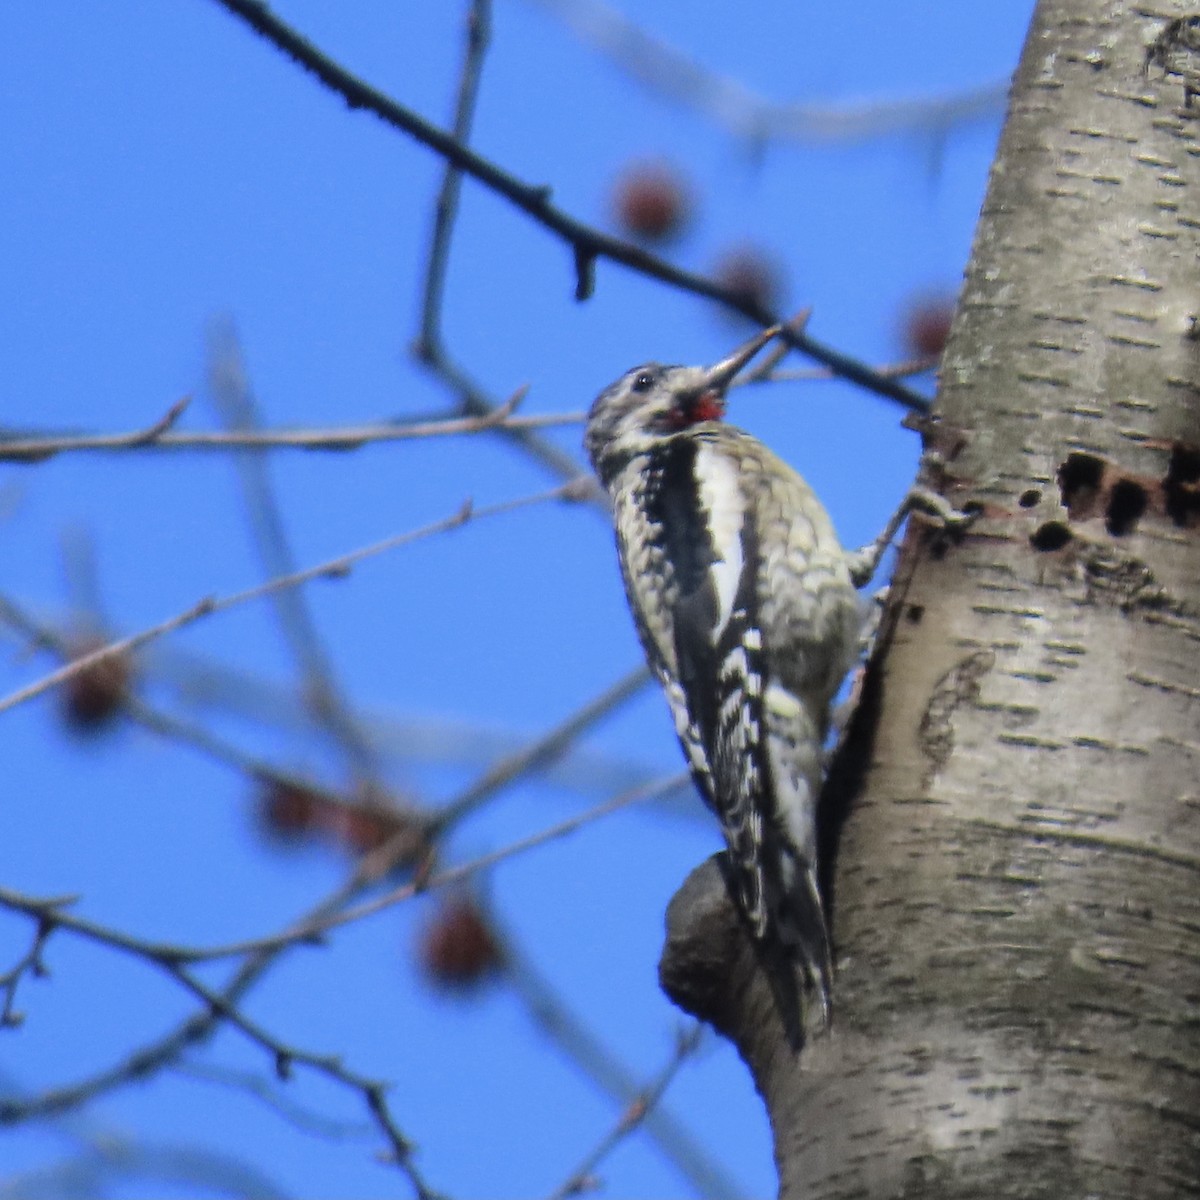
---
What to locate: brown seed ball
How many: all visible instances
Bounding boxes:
[612,161,691,242]
[418,897,504,992]
[712,245,784,319]
[902,296,955,358]
[256,780,324,845]
[331,800,429,869]
[62,637,131,733]
[335,805,396,855]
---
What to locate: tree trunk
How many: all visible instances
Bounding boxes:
[660,1,1200,1195]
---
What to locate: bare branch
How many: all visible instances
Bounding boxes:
[0,595,362,809]
[0,398,577,463]
[524,0,1007,146]
[759,353,939,385]
[0,906,60,1029]
[0,868,367,1127]
[0,398,192,464]
[499,928,743,1200]
[179,771,689,963]
[410,0,600,489]
[734,352,940,386]
[0,891,442,1198]
[418,0,493,356]
[147,643,668,802]
[544,1025,706,1200]
[172,1058,373,1141]
[0,772,686,1195]
[429,664,652,832]
[0,342,933,471]
[205,0,929,412]
[0,1135,294,1200]
[206,319,381,785]
[0,599,673,837]
[0,481,586,719]
[0,774,687,974]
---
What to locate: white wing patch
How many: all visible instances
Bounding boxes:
[694,442,745,644]
[764,682,803,720]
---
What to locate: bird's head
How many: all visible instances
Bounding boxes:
[584,325,778,484]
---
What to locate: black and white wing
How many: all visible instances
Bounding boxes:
[619,437,773,936]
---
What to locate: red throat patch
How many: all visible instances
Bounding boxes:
[691,390,725,423]
[664,390,726,430]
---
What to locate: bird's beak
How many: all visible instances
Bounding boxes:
[699,325,781,394]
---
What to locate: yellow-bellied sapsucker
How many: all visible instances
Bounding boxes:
[585,326,869,1019]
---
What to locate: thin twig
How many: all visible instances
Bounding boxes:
[0,594,352,802]
[0,906,60,1029]
[734,308,812,385]
[0,771,684,1142]
[0,357,937,466]
[147,643,665,801]
[172,1059,373,1141]
[207,319,381,785]
[0,397,577,463]
[524,0,1007,146]
[0,1136,294,1200]
[0,593,219,718]
[499,929,743,1200]
[544,1026,709,1200]
[0,599,667,831]
[429,664,651,832]
[0,397,192,463]
[758,353,939,385]
[0,480,585,719]
[0,772,685,1192]
[0,899,442,1199]
[205,0,929,412]
[418,0,492,357]
[0,870,384,1164]
[0,775,687,970]
[128,395,192,443]
[179,771,688,963]
[410,0,598,490]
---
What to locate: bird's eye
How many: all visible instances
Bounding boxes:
[631,371,655,393]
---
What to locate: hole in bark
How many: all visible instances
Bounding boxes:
[906,604,924,624]
[1058,453,1104,520]
[1030,521,1072,551]
[1018,488,1041,508]
[1164,442,1200,528]
[1105,480,1146,536]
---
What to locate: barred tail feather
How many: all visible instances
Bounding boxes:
[775,854,833,1024]
[729,828,769,940]
[763,687,833,1021]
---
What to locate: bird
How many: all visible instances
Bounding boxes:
[584,326,865,1022]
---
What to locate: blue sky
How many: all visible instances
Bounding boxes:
[1,3,1034,1196]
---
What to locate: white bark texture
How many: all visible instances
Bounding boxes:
[660,2,1200,1195]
